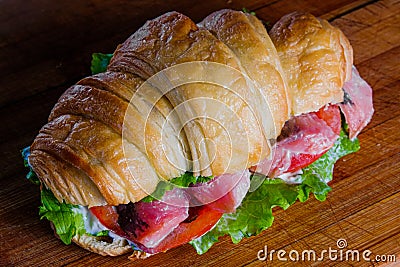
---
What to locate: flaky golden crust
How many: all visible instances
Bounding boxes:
[49,74,189,181]
[269,11,353,115]
[72,234,132,256]
[30,115,160,205]
[109,11,270,176]
[29,150,107,206]
[199,9,290,137]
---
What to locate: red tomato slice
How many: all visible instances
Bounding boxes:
[90,202,223,254]
[280,105,341,174]
[315,104,341,135]
[252,105,341,177]
[137,205,223,254]
[284,105,341,173]
[89,205,126,238]
[285,152,324,174]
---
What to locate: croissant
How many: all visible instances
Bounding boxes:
[27,9,371,258]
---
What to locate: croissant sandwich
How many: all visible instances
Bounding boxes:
[22,10,373,258]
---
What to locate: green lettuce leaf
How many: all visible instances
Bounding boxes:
[91,53,113,74]
[298,130,360,201]
[142,172,213,202]
[95,230,110,237]
[21,147,40,185]
[39,188,86,245]
[190,129,359,254]
[190,178,299,254]
[22,147,87,244]
[242,7,256,16]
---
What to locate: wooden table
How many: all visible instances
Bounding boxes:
[1,0,399,266]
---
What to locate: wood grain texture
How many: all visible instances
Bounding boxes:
[0,0,399,266]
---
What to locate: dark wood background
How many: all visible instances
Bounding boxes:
[1,0,399,266]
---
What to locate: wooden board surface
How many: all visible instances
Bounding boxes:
[1,0,399,266]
